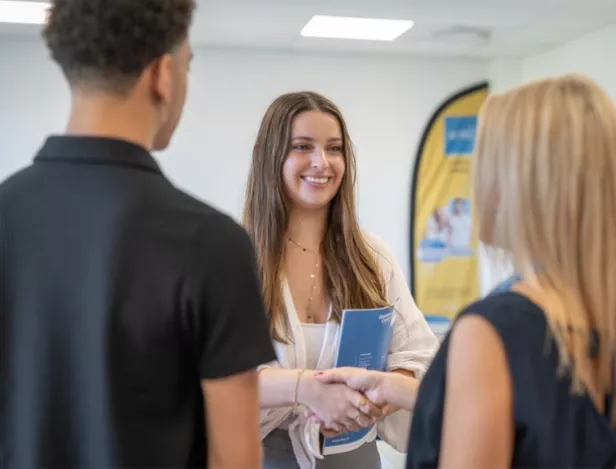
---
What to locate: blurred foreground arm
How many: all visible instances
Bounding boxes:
[185,219,276,469]
[202,371,262,469]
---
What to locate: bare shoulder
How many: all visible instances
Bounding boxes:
[449,314,504,357]
[446,313,512,415]
[440,313,514,468]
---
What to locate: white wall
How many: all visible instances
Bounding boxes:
[487,23,616,99]
[0,40,70,180]
[487,58,523,94]
[0,38,488,283]
[522,24,616,101]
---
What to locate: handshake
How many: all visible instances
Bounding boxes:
[298,367,414,437]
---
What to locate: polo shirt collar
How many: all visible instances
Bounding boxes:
[34,135,163,174]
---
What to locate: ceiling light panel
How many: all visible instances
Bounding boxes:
[0,1,49,25]
[301,15,414,41]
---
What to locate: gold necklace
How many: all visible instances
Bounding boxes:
[287,236,319,323]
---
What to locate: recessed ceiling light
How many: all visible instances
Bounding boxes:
[0,1,49,25]
[301,15,414,41]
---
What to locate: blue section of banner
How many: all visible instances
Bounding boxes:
[444,116,477,156]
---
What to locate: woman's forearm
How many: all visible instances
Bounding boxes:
[383,371,419,411]
[259,368,315,409]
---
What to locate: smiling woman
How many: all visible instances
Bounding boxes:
[241,91,438,469]
[282,110,346,213]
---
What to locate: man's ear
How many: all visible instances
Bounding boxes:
[149,54,173,106]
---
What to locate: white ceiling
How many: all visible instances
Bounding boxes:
[2,0,615,58]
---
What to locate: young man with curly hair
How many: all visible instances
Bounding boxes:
[0,1,275,468]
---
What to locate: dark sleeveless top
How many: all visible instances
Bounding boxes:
[406,292,616,468]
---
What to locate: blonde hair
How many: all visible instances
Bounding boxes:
[242,91,388,343]
[474,74,616,423]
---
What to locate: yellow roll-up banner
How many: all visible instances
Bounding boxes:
[410,82,489,337]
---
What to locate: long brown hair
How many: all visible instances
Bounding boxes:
[242,91,388,343]
[474,74,616,424]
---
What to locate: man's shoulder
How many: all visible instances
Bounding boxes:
[168,185,224,218]
[171,190,252,255]
[160,184,231,223]
[0,164,40,204]
[0,164,35,188]
[194,208,250,247]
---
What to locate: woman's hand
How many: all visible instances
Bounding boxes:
[312,367,419,412]
[303,368,403,430]
[303,368,392,432]
[308,406,394,434]
[320,428,345,438]
[315,368,389,406]
[297,372,383,433]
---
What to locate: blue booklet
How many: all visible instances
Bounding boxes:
[322,305,395,456]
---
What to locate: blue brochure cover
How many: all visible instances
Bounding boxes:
[322,305,395,455]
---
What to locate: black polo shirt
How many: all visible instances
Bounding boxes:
[0,136,276,468]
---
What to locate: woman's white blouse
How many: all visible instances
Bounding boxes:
[259,232,439,469]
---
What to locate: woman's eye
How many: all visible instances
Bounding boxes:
[329,146,343,153]
[294,144,311,151]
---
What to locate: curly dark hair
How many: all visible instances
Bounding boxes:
[43,0,196,94]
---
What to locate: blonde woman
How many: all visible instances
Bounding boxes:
[242,91,438,469]
[403,75,616,468]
